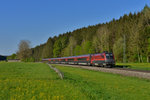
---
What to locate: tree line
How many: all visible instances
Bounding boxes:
[8,5,150,63]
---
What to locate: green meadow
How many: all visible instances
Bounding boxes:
[0,62,86,100]
[117,63,150,71]
[0,62,150,100]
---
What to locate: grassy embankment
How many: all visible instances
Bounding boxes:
[53,64,150,100]
[0,62,150,100]
[116,63,150,71]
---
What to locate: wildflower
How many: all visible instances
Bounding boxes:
[40,92,44,98]
[31,96,36,100]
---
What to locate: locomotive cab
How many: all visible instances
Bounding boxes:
[104,53,115,67]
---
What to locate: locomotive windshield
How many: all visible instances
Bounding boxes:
[106,53,114,59]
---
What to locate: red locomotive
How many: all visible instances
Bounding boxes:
[42,51,115,67]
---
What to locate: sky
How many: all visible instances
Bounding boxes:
[0,0,149,55]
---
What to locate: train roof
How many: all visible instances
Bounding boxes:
[46,52,113,60]
[49,54,91,60]
[42,58,50,60]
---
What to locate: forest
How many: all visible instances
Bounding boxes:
[8,5,150,63]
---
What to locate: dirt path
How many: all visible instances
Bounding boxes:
[47,64,64,79]
[55,64,150,80]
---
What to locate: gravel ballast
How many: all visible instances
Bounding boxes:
[55,64,150,80]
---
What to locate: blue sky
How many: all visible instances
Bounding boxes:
[0,0,149,55]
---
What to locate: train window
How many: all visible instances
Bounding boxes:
[55,59,59,61]
[110,56,113,59]
[106,54,113,59]
[106,56,109,59]
[68,59,74,61]
[77,58,87,61]
[61,59,66,62]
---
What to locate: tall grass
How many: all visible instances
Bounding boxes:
[54,64,150,100]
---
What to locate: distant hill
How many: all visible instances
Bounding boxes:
[0,55,7,61]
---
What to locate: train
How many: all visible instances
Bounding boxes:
[42,51,115,67]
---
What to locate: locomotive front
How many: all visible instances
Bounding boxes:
[104,53,115,67]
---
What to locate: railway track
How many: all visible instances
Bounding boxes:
[54,64,150,80]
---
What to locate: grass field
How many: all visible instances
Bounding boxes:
[53,64,150,100]
[0,62,150,100]
[0,62,87,100]
[116,63,150,71]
